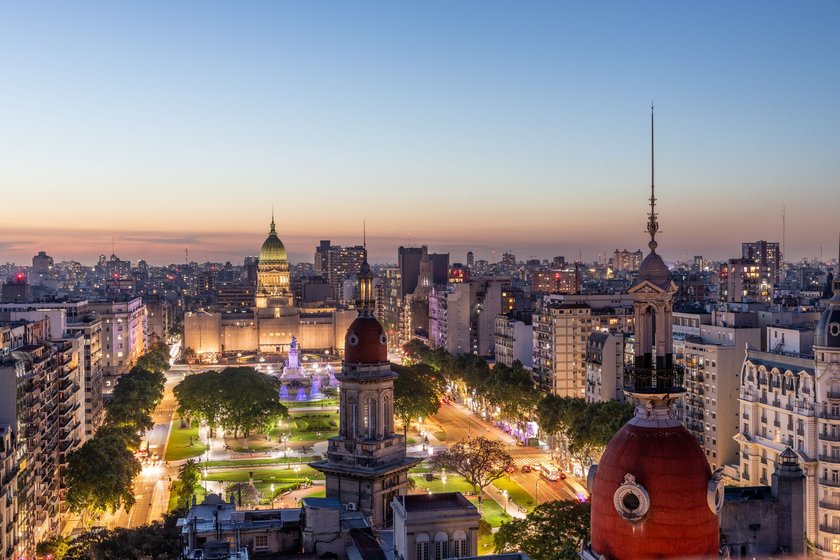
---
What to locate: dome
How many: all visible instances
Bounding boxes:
[634,252,672,289]
[259,220,287,263]
[344,315,388,364]
[815,290,840,348]
[589,422,719,559]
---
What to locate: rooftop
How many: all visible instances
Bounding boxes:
[399,492,476,512]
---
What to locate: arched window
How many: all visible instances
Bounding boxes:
[364,397,377,439]
[416,533,430,560]
[348,397,357,439]
[452,530,468,558]
[383,396,391,435]
[434,531,449,560]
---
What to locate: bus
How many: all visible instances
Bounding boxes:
[539,463,563,481]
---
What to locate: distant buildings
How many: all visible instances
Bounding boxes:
[612,249,643,272]
[314,240,366,300]
[429,279,507,356]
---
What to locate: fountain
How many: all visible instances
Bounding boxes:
[296,387,307,401]
[309,377,322,399]
[279,385,289,400]
[282,337,303,378]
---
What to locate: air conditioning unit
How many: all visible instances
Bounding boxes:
[346,502,358,511]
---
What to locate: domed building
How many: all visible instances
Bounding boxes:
[183,215,357,359]
[255,215,292,309]
[311,255,422,528]
[581,111,721,559]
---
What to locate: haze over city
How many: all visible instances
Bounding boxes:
[1,1,839,265]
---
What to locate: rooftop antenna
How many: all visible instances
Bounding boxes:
[185,248,189,265]
[781,206,786,264]
[646,102,660,253]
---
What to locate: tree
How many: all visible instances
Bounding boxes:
[430,437,513,494]
[37,536,69,560]
[494,500,590,560]
[174,369,224,433]
[215,367,287,438]
[65,434,142,515]
[174,367,288,439]
[172,459,200,512]
[64,512,182,560]
[393,363,440,434]
[568,400,634,465]
[227,482,261,507]
[486,362,539,438]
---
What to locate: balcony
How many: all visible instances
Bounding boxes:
[819,525,840,536]
[819,455,840,464]
[742,412,750,420]
[819,478,840,488]
[820,501,840,511]
[773,420,781,428]
[829,392,840,400]
[623,365,684,394]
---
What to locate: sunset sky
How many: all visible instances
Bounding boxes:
[1,2,838,265]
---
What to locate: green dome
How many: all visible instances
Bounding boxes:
[259,219,287,262]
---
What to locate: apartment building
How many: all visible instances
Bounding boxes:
[87,297,147,383]
[494,315,533,367]
[429,280,506,356]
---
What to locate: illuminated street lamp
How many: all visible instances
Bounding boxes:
[502,489,509,515]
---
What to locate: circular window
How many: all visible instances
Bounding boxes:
[622,492,640,512]
[707,470,725,515]
[379,333,387,346]
[830,322,840,338]
[348,332,359,346]
[613,473,650,521]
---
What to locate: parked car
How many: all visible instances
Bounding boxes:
[505,465,516,473]
[520,464,533,473]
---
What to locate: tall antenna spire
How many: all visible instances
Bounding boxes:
[363,220,367,251]
[270,204,276,233]
[646,102,659,253]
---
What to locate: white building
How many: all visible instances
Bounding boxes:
[494,315,533,367]
[732,275,840,556]
[428,280,505,356]
[87,297,147,382]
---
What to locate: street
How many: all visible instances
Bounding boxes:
[430,401,586,504]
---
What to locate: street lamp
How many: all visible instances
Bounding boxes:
[535,478,541,505]
[502,489,509,515]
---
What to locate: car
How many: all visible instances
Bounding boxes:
[559,471,567,480]
[520,465,532,473]
[505,465,516,474]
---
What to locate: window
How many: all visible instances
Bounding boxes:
[416,533,430,560]
[452,530,468,558]
[254,535,268,551]
[434,532,449,560]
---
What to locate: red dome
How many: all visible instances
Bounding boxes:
[344,316,387,364]
[590,422,719,559]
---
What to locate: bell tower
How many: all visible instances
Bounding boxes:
[310,251,422,527]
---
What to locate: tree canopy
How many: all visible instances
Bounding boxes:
[392,363,441,432]
[494,500,590,560]
[174,367,288,438]
[65,434,141,514]
[430,436,513,494]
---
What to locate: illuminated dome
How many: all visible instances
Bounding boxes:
[259,218,287,263]
[589,420,720,559]
[344,316,388,364]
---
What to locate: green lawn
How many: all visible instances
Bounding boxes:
[493,477,535,512]
[412,473,475,496]
[167,483,207,512]
[165,419,209,461]
[307,488,326,498]
[284,397,339,408]
[224,437,275,452]
[289,430,338,442]
[203,456,318,468]
[202,466,322,483]
[478,533,496,555]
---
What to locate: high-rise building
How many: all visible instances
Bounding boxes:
[494,315,533,367]
[87,297,148,383]
[466,251,474,269]
[310,257,422,527]
[674,310,761,467]
[428,279,507,356]
[31,251,54,285]
[0,424,21,560]
[612,249,643,272]
[719,259,774,303]
[742,240,782,283]
[314,241,366,299]
[530,269,580,294]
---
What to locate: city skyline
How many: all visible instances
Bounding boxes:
[2,2,839,264]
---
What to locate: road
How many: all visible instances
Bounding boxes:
[430,401,586,504]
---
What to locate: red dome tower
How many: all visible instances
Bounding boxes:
[310,246,422,528]
[581,107,721,560]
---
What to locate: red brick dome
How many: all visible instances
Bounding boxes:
[344,315,387,364]
[590,422,720,559]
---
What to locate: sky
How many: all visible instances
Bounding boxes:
[1,1,838,266]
